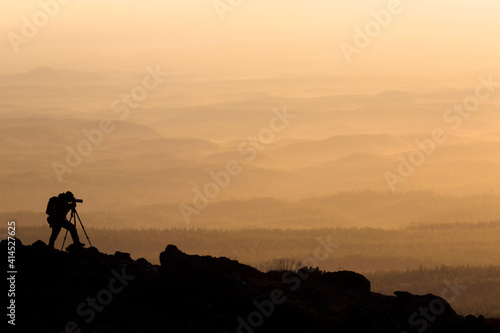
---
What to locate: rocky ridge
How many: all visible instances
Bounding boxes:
[2,239,493,333]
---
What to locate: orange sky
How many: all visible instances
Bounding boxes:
[1,0,499,78]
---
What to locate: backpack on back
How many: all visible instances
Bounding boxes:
[46,196,58,216]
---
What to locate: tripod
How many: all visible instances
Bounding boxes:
[61,207,92,250]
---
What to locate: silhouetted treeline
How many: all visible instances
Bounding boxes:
[16,223,500,270]
[6,191,500,229]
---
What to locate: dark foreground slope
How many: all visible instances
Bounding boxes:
[3,239,494,333]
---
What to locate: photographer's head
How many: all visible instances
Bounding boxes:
[65,191,75,201]
[63,191,83,204]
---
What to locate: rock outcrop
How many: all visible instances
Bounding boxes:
[2,239,493,333]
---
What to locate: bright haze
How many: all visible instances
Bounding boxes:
[1,0,500,229]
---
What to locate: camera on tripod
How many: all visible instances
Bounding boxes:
[69,198,83,204]
[62,195,91,250]
[68,198,83,210]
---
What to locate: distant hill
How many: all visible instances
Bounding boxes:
[275,134,411,161]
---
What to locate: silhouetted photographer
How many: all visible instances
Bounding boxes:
[46,191,86,249]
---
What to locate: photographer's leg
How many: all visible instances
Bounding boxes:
[61,220,82,245]
[48,225,61,249]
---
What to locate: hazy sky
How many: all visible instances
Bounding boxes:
[2,1,500,222]
[1,0,499,76]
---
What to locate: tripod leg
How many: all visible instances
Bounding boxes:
[74,209,92,247]
[61,212,73,250]
[60,229,69,251]
[61,210,76,250]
